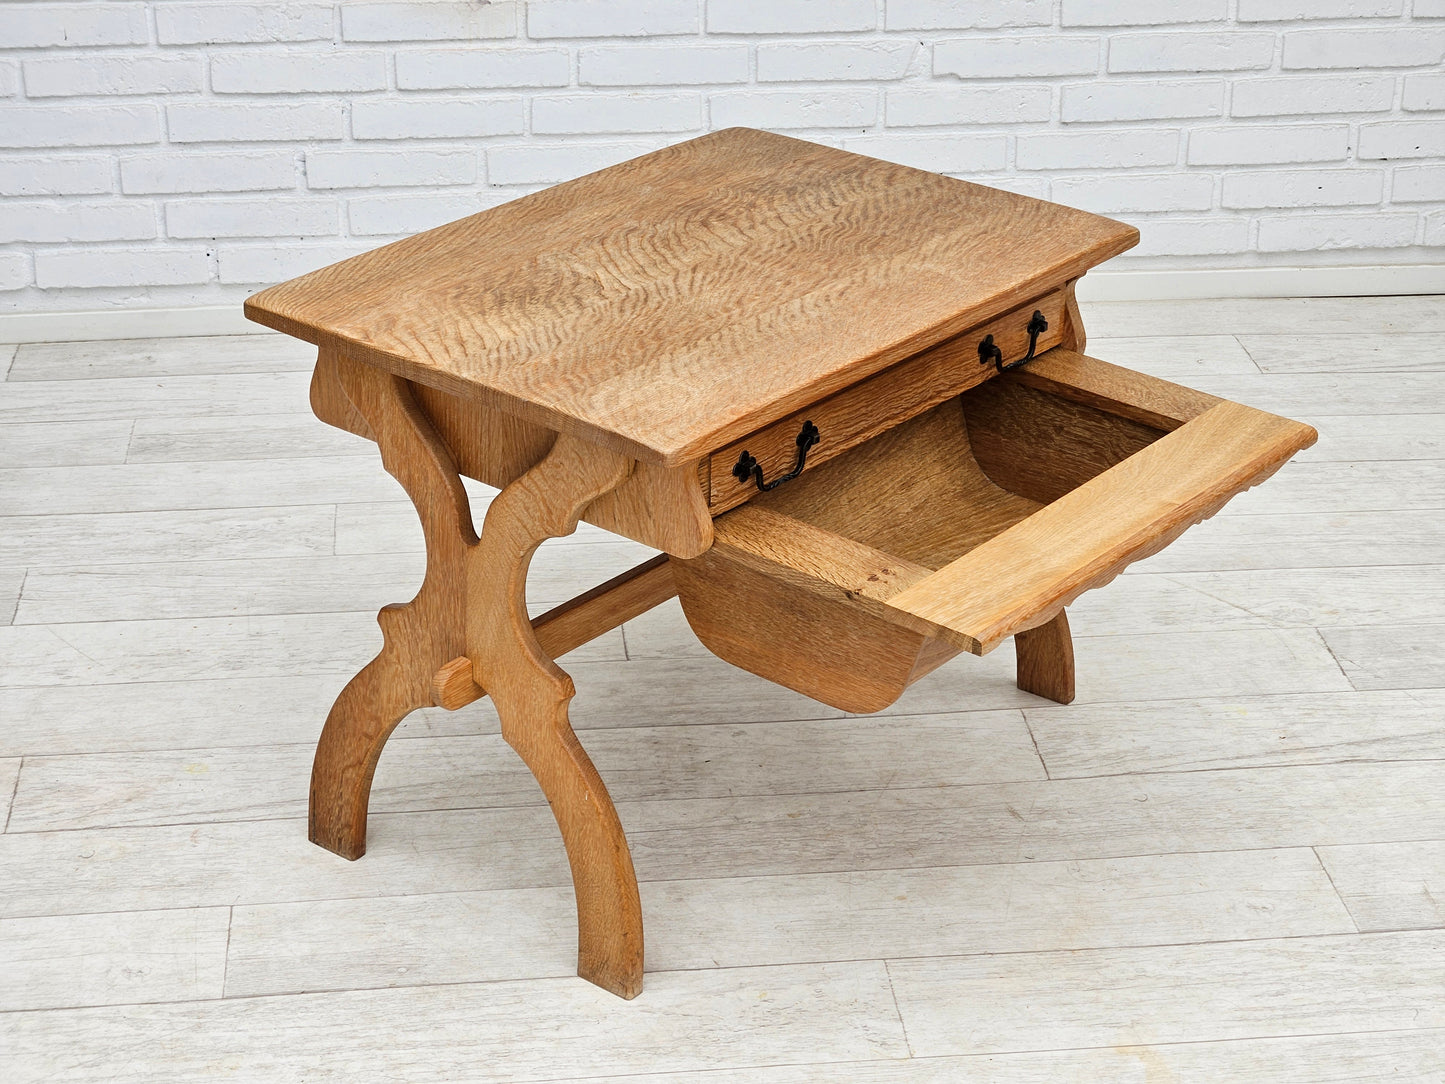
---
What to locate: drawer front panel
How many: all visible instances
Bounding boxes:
[706,288,1072,513]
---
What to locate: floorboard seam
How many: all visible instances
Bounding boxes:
[3,758,20,832]
[1312,845,1362,934]
[881,959,916,1058]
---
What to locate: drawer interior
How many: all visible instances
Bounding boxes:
[672,349,1316,712]
[751,378,1164,572]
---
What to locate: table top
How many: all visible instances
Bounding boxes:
[245,127,1137,467]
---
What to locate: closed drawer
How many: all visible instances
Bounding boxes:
[673,349,1316,713]
[706,287,1075,513]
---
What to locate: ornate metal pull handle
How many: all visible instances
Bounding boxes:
[978,309,1049,375]
[732,420,821,492]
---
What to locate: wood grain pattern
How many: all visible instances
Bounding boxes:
[706,289,1070,512]
[754,400,1042,569]
[963,376,1165,504]
[671,541,946,714]
[889,400,1318,653]
[1014,610,1075,704]
[246,128,1136,466]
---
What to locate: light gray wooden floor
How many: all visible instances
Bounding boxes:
[1,296,1442,1082]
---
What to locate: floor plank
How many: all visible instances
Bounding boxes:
[1322,624,1445,691]
[224,848,1351,997]
[0,653,850,759]
[1218,460,1445,516]
[0,455,404,516]
[0,675,362,757]
[0,961,907,1084]
[1064,565,1445,634]
[0,612,623,688]
[126,412,367,463]
[0,419,132,467]
[0,342,16,377]
[1026,689,1445,778]
[1148,566,1445,630]
[0,907,230,1012]
[0,371,311,424]
[4,712,1043,833]
[888,929,1445,1056]
[1296,413,1445,462]
[1085,334,1261,376]
[540,1029,1445,1083]
[1240,332,1444,374]
[4,761,1439,920]
[617,761,1445,883]
[7,333,314,381]
[1187,371,1445,419]
[11,540,658,624]
[0,810,570,919]
[1125,509,1445,572]
[0,506,337,567]
[1317,840,1445,933]
[1082,295,1445,337]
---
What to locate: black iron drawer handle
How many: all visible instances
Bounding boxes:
[733,420,821,492]
[978,309,1049,375]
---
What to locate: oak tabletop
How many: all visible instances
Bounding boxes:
[245,127,1137,466]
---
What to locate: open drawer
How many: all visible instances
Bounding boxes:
[671,349,1317,713]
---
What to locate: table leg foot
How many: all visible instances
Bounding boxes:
[1015,610,1075,704]
[505,701,644,999]
[309,606,440,860]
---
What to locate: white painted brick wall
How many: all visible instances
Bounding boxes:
[0,0,1440,314]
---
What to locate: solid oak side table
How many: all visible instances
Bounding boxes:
[245,128,1317,1000]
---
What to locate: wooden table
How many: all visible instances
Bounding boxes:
[246,127,1316,1000]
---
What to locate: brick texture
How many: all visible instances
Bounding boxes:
[0,0,1438,312]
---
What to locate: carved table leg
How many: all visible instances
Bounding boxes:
[1015,610,1076,705]
[310,359,645,996]
[466,434,644,999]
[309,360,476,860]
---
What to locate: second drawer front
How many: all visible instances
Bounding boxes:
[707,287,1071,512]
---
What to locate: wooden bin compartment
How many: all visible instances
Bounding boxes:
[671,349,1317,713]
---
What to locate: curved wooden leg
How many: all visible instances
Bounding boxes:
[309,358,476,859]
[466,434,645,999]
[1016,610,1075,705]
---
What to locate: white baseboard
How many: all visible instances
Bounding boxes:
[1075,263,1445,303]
[0,304,258,344]
[3,264,1443,343]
